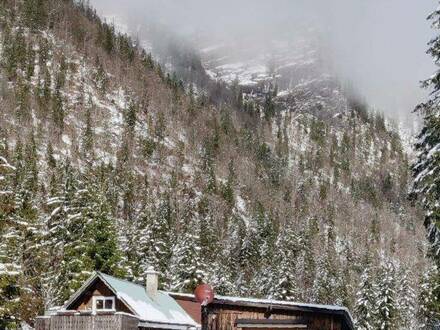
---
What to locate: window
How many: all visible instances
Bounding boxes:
[92,296,115,312]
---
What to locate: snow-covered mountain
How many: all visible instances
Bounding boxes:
[0,1,435,329]
[198,31,319,87]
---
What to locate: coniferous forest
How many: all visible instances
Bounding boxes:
[0,0,439,329]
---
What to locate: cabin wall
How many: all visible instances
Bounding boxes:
[206,305,342,330]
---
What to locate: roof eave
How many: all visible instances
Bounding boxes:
[138,320,200,329]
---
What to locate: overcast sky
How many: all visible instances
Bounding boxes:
[90,0,437,123]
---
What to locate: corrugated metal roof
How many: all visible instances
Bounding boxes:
[97,272,198,328]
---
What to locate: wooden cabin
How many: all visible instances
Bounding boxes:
[171,293,354,330]
[35,270,199,330]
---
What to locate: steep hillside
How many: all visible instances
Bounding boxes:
[0,1,434,329]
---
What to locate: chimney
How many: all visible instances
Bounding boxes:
[146,266,159,298]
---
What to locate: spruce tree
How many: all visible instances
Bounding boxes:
[238,220,259,291]
[86,180,123,275]
[198,198,218,266]
[269,224,301,301]
[412,3,440,264]
[396,267,417,329]
[149,196,173,276]
[418,265,440,328]
[314,214,340,305]
[355,265,377,330]
[0,152,21,327]
[300,217,318,299]
[169,195,205,292]
[217,214,247,296]
[45,162,91,303]
[376,261,398,330]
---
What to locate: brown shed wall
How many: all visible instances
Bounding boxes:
[206,304,342,330]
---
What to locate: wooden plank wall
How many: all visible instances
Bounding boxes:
[206,305,342,330]
[35,313,138,330]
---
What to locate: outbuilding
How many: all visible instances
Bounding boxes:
[171,293,354,330]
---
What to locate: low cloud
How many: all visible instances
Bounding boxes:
[90,0,437,122]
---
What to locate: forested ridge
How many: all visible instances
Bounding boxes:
[0,0,438,329]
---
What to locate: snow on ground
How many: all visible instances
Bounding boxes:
[198,35,317,88]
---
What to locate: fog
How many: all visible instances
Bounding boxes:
[89,0,436,122]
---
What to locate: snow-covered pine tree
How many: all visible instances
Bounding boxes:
[313,214,341,305]
[137,205,157,279]
[417,264,440,328]
[45,161,84,303]
[198,197,219,267]
[212,213,245,296]
[339,244,355,312]
[0,146,21,328]
[85,178,124,277]
[268,224,301,301]
[248,204,277,296]
[45,164,124,303]
[300,217,318,301]
[14,133,47,322]
[255,204,276,264]
[117,214,139,280]
[169,192,205,292]
[376,261,398,330]
[54,178,95,302]
[148,196,174,278]
[396,267,417,329]
[0,133,47,323]
[411,6,440,327]
[205,252,236,295]
[412,3,440,264]
[236,217,259,295]
[355,264,377,330]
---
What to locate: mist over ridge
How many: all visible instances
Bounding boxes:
[90,0,436,125]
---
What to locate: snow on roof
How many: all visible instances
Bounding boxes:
[65,272,198,328]
[99,273,198,327]
[219,294,348,311]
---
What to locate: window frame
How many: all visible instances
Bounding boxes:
[92,296,116,312]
